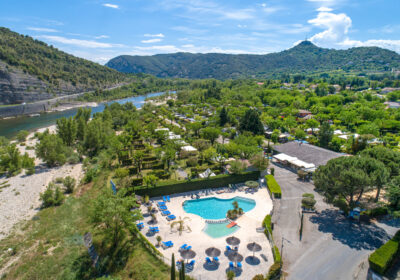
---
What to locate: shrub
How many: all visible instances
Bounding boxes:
[16,130,29,142]
[270,167,275,176]
[265,175,282,198]
[363,207,388,218]
[263,215,273,234]
[369,240,399,275]
[67,153,80,164]
[302,193,315,199]
[266,262,282,280]
[115,168,129,178]
[186,157,198,167]
[301,197,316,210]
[83,166,98,183]
[40,184,65,208]
[272,246,281,263]
[226,270,235,280]
[252,274,265,280]
[333,198,349,214]
[63,176,76,194]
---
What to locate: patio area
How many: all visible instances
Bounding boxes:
[138,184,274,280]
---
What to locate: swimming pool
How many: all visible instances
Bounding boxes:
[183,196,256,220]
[203,221,240,238]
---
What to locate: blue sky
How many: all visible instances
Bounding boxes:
[1,0,399,64]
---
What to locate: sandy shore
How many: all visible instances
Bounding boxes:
[48,102,98,113]
[0,125,83,240]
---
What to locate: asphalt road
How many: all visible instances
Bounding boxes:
[271,164,393,280]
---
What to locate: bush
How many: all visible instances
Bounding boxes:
[333,198,349,214]
[270,167,275,176]
[363,207,388,218]
[83,167,98,183]
[266,262,282,280]
[369,240,399,275]
[115,168,129,178]
[63,176,76,194]
[263,215,273,234]
[67,153,80,164]
[186,157,198,167]
[302,193,314,199]
[16,130,29,142]
[272,246,281,263]
[301,197,316,210]
[265,175,282,198]
[40,184,65,208]
[226,270,235,280]
[252,274,265,280]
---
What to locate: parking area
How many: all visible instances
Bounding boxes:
[271,164,393,280]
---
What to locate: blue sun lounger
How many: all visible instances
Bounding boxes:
[162,210,171,216]
[162,241,174,248]
[206,257,212,264]
[157,201,166,206]
[188,260,195,267]
[229,262,234,269]
[159,205,168,210]
[185,246,192,251]
[167,195,171,202]
[213,257,219,262]
[163,196,168,202]
[180,244,188,250]
[167,214,176,220]
[226,245,232,251]
[136,222,144,230]
[150,227,159,233]
[237,262,242,268]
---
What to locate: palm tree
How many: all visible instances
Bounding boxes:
[170,216,191,235]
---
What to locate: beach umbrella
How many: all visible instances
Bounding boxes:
[180,249,196,263]
[228,251,243,265]
[247,242,262,257]
[205,247,221,258]
[226,236,240,246]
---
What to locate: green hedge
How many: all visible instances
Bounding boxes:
[369,239,399,275]
[133,171,260,197]
[266,261,282,280]
[265,175,282,198]
[272,245,281,263]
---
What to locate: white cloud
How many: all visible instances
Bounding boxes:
[27,27,58,33]
[182,44,194,48]
[144,33,165,38]
[37,35,123,48]
[340,39,400,53]
[308,11,352,46]
[316,7,333,12]
[141,38,162,43]
[95,35,110,39]
[308,10,400,53]
[102,3,119,9]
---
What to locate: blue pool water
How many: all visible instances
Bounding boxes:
[203,222,240,238]
[183,196,256,220]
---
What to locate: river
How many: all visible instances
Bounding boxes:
[0,91,168,138]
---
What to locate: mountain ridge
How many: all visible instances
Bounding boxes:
[0,27,128,105]
[106,41,400,79]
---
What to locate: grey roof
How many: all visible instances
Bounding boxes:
[273,142,344,167]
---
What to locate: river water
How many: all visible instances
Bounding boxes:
[0,92,167,138]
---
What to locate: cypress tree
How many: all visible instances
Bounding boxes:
[171,253,176,280]
[220,107,228,126]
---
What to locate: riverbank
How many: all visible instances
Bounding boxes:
[0,125,84,240]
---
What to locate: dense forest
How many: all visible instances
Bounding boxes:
[106,41,400,79]
[0,27,127,91]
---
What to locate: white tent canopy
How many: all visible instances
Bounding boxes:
[273,153,315,170]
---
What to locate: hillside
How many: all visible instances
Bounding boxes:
[106,41,400,79]
[0,27,127,105]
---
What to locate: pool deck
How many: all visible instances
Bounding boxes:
[139,185,274,280]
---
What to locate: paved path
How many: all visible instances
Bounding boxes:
[271,164,393,280]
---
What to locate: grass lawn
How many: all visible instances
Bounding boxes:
[0,172,170,280]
